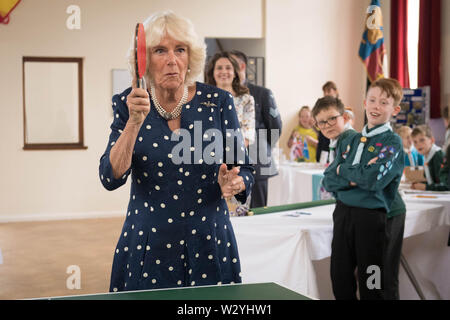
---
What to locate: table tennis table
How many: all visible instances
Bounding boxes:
[40,282,312,300]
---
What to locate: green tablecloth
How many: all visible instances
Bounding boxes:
[43,282,311,300]
[249,199,336,215]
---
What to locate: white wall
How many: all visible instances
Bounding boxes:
[265,0,368,155]
[0,0,263,221]
[0,0,369,220]
[214,38,266,58]
[380,0,391,77]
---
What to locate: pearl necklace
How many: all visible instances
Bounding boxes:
[150,83,188,120]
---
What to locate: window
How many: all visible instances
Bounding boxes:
[407,0,420,89]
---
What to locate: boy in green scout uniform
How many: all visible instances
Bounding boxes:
[314,94,405,299]
[410,125,446,191]
[322,78,405,300]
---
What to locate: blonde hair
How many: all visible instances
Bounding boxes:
[396,125,412,138]
[126,11,206,86]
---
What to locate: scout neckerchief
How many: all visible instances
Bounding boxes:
[352,122,392,165]
[328,122,354,163]
[328,139,338,163]
[424,144,441,185]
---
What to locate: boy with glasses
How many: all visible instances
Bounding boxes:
[312,96,355,164]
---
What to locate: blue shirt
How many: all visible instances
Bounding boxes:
[404,147,424,167]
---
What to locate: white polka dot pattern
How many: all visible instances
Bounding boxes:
[101,84,253,293]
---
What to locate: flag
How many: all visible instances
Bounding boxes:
[359,0,386,83]
[0,0,21,24]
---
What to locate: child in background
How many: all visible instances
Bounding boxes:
[397,126,424,167]
[322,78,405,300]
[323,81,339,98]
[411,125,445,190]
[288,106,318,162]
[343,107,355,129]
[316,81,339,162]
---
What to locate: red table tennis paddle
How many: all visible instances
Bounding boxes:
[134,23,146,89]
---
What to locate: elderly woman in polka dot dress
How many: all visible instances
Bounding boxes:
[99,11,254,292]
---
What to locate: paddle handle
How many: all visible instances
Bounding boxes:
[137,77,146,90]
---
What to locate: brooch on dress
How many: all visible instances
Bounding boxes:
[200,101,217,107]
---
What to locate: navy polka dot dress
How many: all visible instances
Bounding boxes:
[99,82,254,292]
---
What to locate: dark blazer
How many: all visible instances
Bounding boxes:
[247,83,283,180]
[316,131,330,162]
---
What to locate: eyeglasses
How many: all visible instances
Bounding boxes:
[316,114,342,129]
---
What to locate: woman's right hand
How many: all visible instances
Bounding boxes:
[126,78,150,126]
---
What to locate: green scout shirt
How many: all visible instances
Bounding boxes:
[331,128,405,218]
[425,150,446,191]
[389,191,406,218]
[337,129,357,144]
[323,124,405,217]
[440,157,450,190]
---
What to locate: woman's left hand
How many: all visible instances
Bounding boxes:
[218,164,246,199]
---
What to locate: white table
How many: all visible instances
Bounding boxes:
[232,201,450,300]
[268,162,327,206]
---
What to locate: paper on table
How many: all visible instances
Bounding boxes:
[283,211,312,217]
[403,190,450,195]
[281,161,326,169]
[403,192,450,201]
